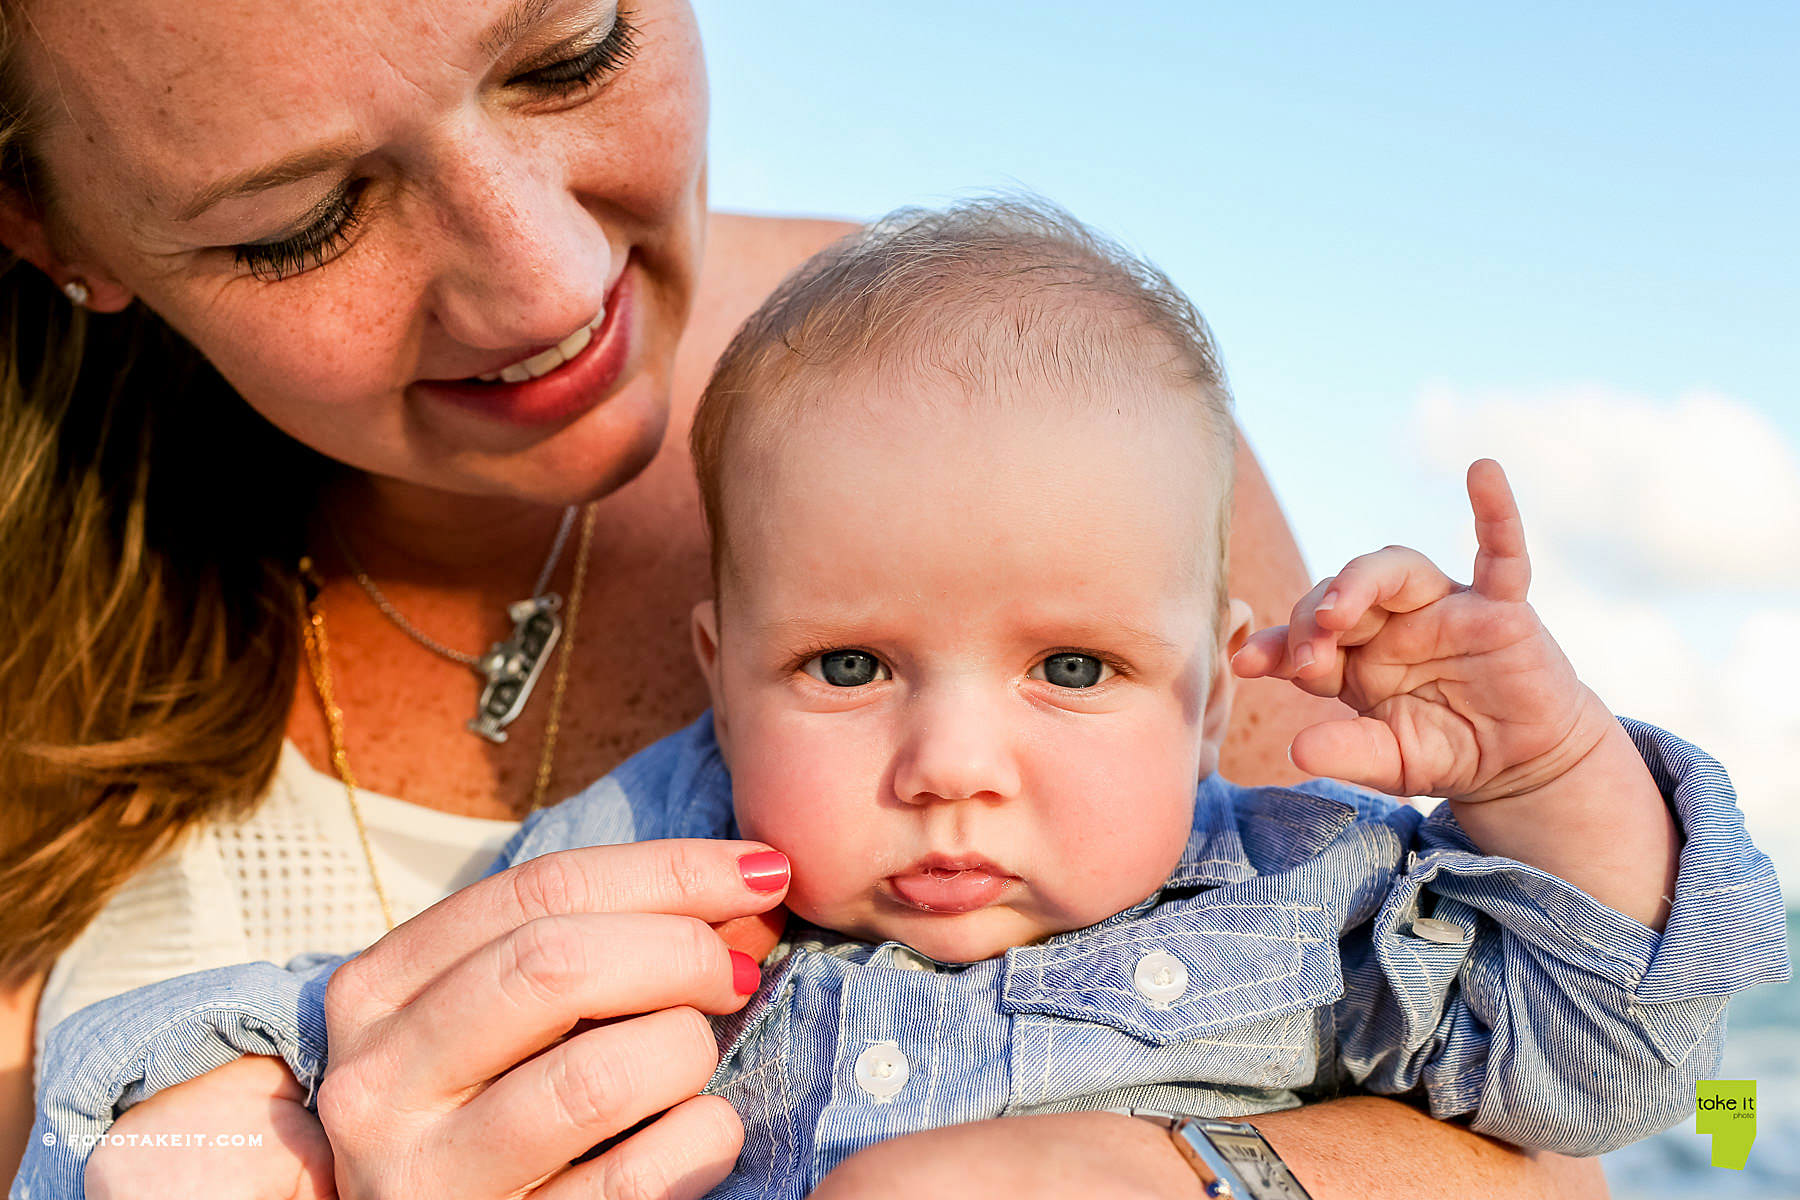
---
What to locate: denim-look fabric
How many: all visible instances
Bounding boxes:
[14,715,1789,1199]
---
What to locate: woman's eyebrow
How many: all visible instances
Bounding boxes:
[176,138,362,223]
[480,0,564,58]
[174,0,595,224]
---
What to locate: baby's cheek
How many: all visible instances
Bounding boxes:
[1040,746,1197,919]
[730,765,875,921]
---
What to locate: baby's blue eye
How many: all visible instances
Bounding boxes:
[804,650,890,687]
[1032,653,1111,689]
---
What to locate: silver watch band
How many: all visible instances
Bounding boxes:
[1111,1109,1315,1200]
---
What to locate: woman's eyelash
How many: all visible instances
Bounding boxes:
[517,10,640,91]
[234,186,365,283]
[231,10,640,282]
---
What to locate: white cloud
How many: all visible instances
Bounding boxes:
[1414,384,1800,590]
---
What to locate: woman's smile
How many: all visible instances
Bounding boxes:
[414,259,638,426]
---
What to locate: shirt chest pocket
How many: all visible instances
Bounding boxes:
[1000,897,1343,1102]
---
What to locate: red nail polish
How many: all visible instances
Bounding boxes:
[738,850,789,892]
[730,949,761,995]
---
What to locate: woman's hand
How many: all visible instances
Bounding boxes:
[86,838,788,1200]
[317,838,787,1200]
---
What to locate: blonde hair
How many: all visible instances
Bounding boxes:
[0,6,325,983]
[692,195,1236,602]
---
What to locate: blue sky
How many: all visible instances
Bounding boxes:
[693,2,1800,883]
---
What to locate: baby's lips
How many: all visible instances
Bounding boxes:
[713,908,787,961]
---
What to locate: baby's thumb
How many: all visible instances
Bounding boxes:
[1289,718,1405,794]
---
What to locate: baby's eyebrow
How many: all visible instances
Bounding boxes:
[1038,621,1183,657]
[750,614,1184,657]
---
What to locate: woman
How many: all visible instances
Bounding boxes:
[0,0,1605,1194]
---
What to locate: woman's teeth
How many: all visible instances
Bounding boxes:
[476,311,605,383]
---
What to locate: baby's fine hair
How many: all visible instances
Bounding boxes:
[692,194,1237,600]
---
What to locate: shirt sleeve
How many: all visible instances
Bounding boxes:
[13,718,732,1199]
[1334,717,1790,1155]
[11,953,342,1200]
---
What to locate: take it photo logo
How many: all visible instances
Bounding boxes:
[1695,1080,1757,1169]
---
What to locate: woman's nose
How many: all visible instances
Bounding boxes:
[892,693,1023,806]
[421,124,611,351]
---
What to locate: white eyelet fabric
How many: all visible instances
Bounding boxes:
[35,741,517,1073]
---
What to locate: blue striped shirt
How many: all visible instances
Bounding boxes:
[15,716,1789,1199]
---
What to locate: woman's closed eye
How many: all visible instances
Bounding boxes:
[229,9,640,282]
[1029,652,1115,689]
[803,650,891,688]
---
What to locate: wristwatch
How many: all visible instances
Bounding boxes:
[1116,1110,1315,1200]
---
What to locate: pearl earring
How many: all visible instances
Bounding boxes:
[62,279,91,306]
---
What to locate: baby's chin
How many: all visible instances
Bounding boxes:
[811,899,1060,965]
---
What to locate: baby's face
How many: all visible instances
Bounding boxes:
[696,381,1235,962]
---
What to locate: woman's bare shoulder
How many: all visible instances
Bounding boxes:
[672,211,861,398]
[706,210,860,293]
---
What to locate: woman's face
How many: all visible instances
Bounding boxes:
[19,0,707,503]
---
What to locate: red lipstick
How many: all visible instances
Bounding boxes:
[416,264,636,427]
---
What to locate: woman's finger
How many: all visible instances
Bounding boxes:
[1467,458,1531,603]
[532,1094,744,1200]
[374,912,757,1097]
[442,1007,723,1197]
[334,839,788,1014]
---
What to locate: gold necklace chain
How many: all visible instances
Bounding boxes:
[297,504,597,931]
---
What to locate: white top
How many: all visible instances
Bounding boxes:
[35,741,520,1069]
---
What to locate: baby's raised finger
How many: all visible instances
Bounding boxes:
[1468,458,1531,603]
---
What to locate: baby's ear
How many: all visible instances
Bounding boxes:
[1197,599,1255,779]
[690,599,730,761]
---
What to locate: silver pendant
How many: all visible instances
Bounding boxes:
[468,595,563,743]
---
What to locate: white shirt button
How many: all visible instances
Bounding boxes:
[1132,950,1189,1008]
[853,1041,910,1100]
[1410,916,1468,945]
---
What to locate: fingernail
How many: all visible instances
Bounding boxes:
[738,850,789,892]
[1316,590,1338,613]
[730,949,761,995]
[1294,643,1316,670]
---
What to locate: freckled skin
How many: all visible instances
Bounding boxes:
[15,0,1332,820]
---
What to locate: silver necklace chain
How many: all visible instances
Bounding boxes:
[329,506,579,668]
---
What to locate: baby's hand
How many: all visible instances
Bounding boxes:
[1232,459,1614,804]
[84,1055,335,1200]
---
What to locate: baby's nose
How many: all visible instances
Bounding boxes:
[893,703,1022,805]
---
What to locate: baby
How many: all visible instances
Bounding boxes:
[20,198,1789,1198]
